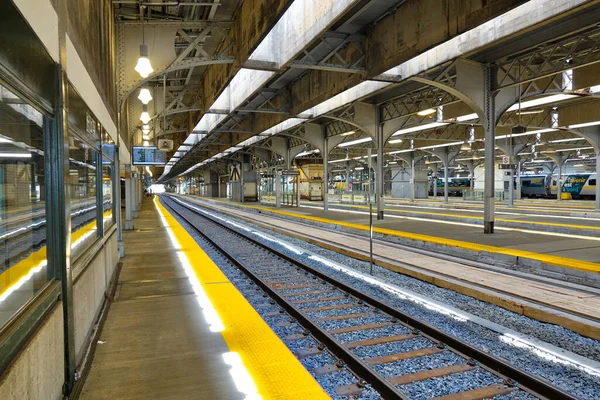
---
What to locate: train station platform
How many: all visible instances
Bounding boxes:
[300,200,600,236]
[79,197,328,400]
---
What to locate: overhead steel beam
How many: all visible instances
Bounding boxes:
[117,20,234,28]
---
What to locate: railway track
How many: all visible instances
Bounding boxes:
[162,195,576,400]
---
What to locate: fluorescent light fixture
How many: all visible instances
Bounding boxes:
[0,137,13,143]
[419,141,464,150]
[295,149,320,157]
[392,122,449,136]
[137,88,153,104]
[354,166,364,171]
[142,135,150,141]
[573,164,585,167]
[0,152,32,158]
[388,138,403,144]
[338,137,372,147]
[549,137,584,143]
[590,85,600,93]
[455,113,478,122]
[567,121,600,129]
[496,128,556,140]
[328,159,348,163]
[516,109,544,115]
[417,108,436,116]
[557,146,593,152]
[389,161,397,164]
[134,44,153,78]
[340,130,355,136]
[506,94,576,112]
[142,124,150,135]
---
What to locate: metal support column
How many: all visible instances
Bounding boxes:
[376,107,384,220]
[410,158,416,202]
[516,161,521,201]
[557,162,563,202]
[432,167,437,199]
[240,163,244,203]
[115,147,124,257]
[483,67,496,234]
[124,165,134,230]
[345,162,351,193]
[323,133,329,212]
[53,0,76,393]
[131,175,138,218]
[275,168,281,208]
[508,166,514,207]
[442,159,449,204]
[96,149,104,237]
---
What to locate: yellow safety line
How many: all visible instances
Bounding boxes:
[156,198,329,400]
[200,197,600,275]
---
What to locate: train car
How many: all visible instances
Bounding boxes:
[519,175,550,198]
[430,177,472,196]
[549,173,597,199]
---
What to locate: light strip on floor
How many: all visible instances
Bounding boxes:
[154,198,225,332]
[222,352,261,400]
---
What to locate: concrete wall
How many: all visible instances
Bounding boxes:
[65,0,117,121]
[0,307,65,400]
[73,230,119,361]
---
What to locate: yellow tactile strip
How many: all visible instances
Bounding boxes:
[156,198,330,400]
[200,197,600,275]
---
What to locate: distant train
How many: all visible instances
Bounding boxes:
[428,173,597,199]
[549,173,597,199]
[429,177,473,196]
[507,173,597,199]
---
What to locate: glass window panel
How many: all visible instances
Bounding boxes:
[0,83,49,328]
[69,135,99,259]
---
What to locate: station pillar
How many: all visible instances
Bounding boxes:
[323,137,329,212]
[483,68,496,234]
[410,158,416,202]
[124,165,134,230]
[131,175,138,219]
[557,162,563,202]
[275,168,281,208]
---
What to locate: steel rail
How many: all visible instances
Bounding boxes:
[163,195,578,400]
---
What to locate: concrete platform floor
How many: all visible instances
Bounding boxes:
[198,197,600,264]
[80,199,243,400]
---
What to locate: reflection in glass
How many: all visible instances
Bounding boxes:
[0,84,49,328]
[69,136,99,259]
[102,161,114,230]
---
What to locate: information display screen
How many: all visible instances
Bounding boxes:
[132,146,167,165]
